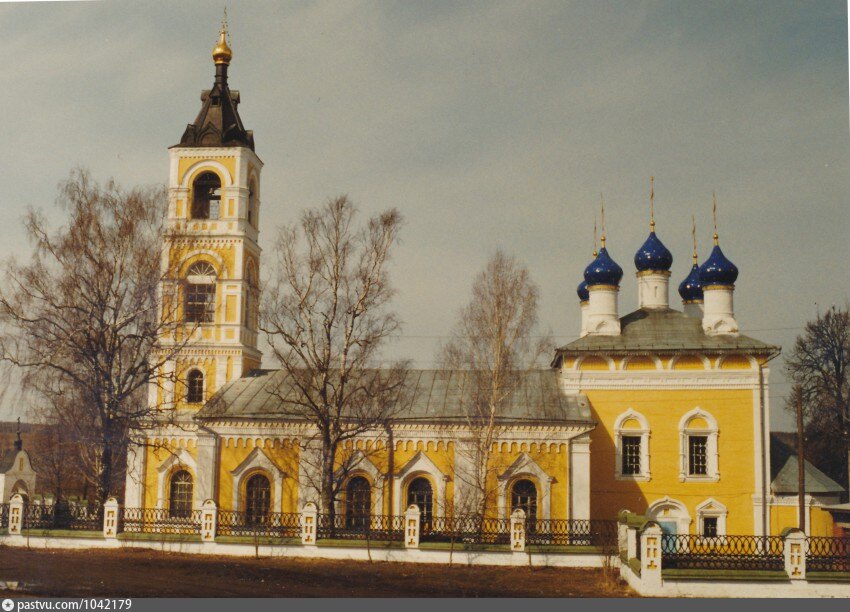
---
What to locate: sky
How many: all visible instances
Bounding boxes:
[0,0,848,430]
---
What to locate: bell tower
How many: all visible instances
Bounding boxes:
[154,23,263,413]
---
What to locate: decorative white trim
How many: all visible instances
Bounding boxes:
[614,409,650,481]
[678,408,720,482]
[230,447,287,513]
[669,354,711,370]
[561,369,760,391]
[574,355,616,371]
[496,453,553,520]
[647,496,692,534]
[620,355,663,371]
[178,160,234,188]
[156,449,197,509]
[695,498,728,536]
[394,451,448,518]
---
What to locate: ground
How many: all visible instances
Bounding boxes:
[0,546,636,598]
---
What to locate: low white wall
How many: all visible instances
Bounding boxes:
[0,534,607,568]
[618,558,850,598]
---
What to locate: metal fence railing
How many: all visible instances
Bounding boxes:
[660,534,785,571]
[121,507,201,535]
[418,515,512,545]
[316,514,405,541]
[525,519,618,547]
[0,503,8,531]
[217,511,301,538]
[806,536,850,573]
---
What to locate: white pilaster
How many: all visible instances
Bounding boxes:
[195,432,218,506]
[123,440,147,509]
[569,435,591,520]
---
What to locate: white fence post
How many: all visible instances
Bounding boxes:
[201,499,217,543]
[404,504,420,549]
[8,494,23,536]
[301,502,318,547]
[103,497,120,539]
[511,508,526,553]
[784,528,807,580]
[640,522,663,590]
[627,525,638,560]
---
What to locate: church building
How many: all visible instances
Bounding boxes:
[124,28,839,538]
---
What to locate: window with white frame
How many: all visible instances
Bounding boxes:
[184,261,217,324]
[614,409,650,481]
[696,498,727,536]
[679,409,719,482]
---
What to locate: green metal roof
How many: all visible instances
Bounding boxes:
[770,433,844,495]
[555,308,780,357]
[197,369,594,425]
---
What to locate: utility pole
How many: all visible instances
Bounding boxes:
[795,386,806,532]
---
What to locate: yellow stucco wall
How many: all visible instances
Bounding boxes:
[143,439,198,509]
[770,504,836,537]
[217,438,300,513]
[584,386,757,534]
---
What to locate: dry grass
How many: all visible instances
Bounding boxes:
[0,545,638,598]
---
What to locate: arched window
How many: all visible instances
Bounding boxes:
[191,172,221,220]
[614,409,651,481]
[185,261,217,324]
[345,476,371,529]
[186,369,204,404]
[678,409,720,482]
[245,473,271,524]
[407,477,433,529]
[169,470,193,518]
[511,479,538,524]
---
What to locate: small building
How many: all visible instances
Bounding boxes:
[769,432,844,536]
[0,420,37,502]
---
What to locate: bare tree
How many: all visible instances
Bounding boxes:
[0,169,183,506]
[260,196,409,522]
[785,304,850,498]
[440,250,551,521]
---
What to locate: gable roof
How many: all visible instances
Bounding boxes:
[770,432,844,495]
[197,369,594,425]
[555,308,779,358]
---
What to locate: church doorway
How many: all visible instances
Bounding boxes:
[511,479,538,527]
[245,473,271,524]
[407,477,433,529]
[345,476,371,529]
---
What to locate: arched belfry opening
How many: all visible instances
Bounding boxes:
[191,172,221,220]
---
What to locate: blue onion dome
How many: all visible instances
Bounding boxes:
[698,237,738,286]
[634,229,673,272]
[583,245,624,287]
[577,280,589,302]
[678,260,703,302]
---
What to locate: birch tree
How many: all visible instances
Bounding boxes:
[440,250,551,520]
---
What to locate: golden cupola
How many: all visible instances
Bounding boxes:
[212,28,232,65]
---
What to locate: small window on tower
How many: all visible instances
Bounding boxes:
[191,172,221,220]
[248,178,257,227]
[186,369,204,404]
